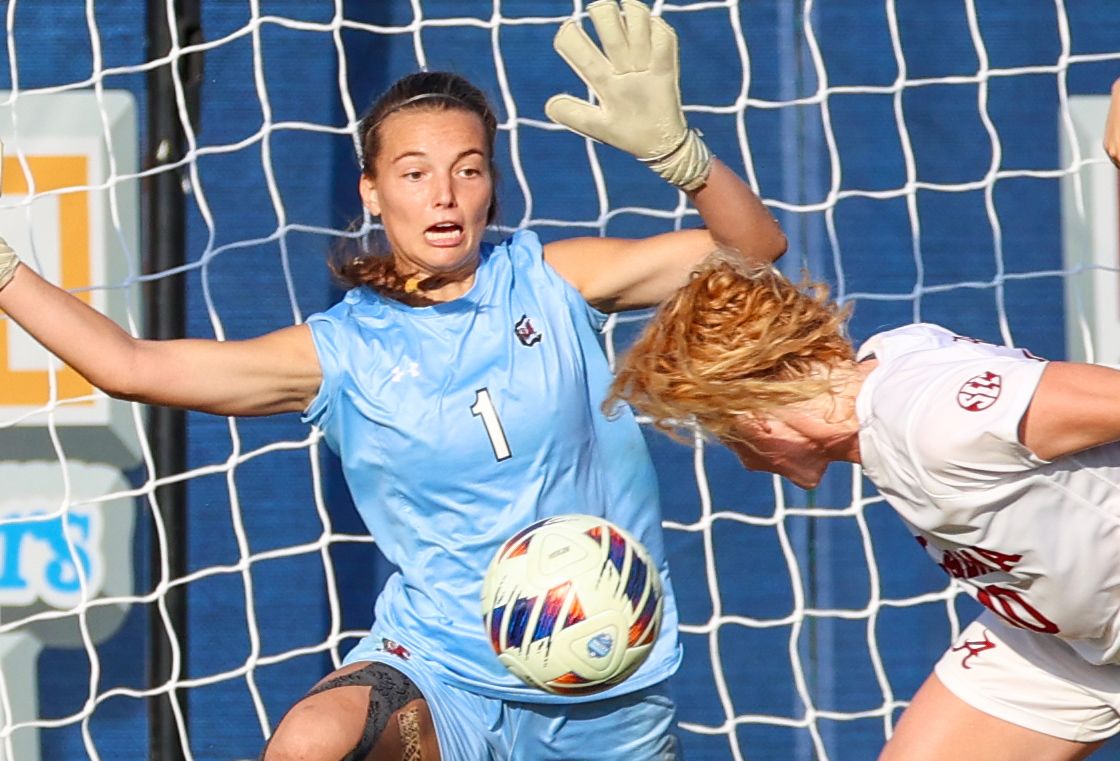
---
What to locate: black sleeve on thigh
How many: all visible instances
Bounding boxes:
[307,662,426,761]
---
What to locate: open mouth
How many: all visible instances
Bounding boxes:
[425,222,463,245]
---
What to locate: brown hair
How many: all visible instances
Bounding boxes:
[331,71,501,300]
[607,253,855,444]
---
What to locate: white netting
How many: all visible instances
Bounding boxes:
[1,2,1118,760]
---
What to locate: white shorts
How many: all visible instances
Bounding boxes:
[934,611,1120,742]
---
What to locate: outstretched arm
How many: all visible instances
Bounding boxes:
[541,0,786,311]
[1105,77,1120,169]
[0,138,319,416]
[0,256,321,417]
[1018,361,1120,461]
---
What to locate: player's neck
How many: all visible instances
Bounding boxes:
[831,359,876,463]
[802,360,868,464]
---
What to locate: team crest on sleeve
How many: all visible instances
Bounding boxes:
[514,314,543,347]
[956,371,1002,411]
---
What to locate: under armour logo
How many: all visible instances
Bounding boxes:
[391,360,420,383]
[951,629,996,669]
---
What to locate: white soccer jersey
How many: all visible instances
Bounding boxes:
[855,323,1120,665]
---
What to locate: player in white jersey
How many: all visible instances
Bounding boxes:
[608,254,1120,760]
[0,2,787,759]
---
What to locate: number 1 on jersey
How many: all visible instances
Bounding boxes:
[471,388,512,461]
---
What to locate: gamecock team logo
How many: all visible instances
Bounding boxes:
[514,314,543,347]
[380,638,412,660]
[957,371,1002,411]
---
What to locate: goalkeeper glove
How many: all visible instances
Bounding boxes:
[0,238,16,291]
[545,0,712,192]
[0,140,16,291]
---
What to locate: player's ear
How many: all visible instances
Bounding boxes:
[359,175,381,216]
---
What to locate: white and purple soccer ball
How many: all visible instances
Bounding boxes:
[481,514,664,695]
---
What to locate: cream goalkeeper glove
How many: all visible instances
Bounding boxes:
[0,140,18,291]
[545,0,712,192]
[0,238,16,291]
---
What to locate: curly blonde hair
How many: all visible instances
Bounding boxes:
[607,254,855,444]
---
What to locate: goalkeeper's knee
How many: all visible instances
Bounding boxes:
[260,662,435,761]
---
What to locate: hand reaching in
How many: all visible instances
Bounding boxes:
[0,140,19,291]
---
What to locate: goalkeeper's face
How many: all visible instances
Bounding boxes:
[360,108,495,290]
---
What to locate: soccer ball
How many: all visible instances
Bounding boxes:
[480,514,664,695]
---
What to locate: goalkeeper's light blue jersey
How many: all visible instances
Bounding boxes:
[303,229,681,702]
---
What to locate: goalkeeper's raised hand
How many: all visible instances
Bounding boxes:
[545,0,712,192]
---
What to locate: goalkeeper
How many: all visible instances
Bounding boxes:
[0,1,785,759]
[609,255,1120,761]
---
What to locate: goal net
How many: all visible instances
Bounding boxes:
[1,2,1118,760]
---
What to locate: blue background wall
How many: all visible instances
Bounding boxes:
[4,1,1120,759]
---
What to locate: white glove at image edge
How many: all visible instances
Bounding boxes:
[0,139,15,291]
[0,238,17,291]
